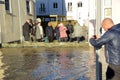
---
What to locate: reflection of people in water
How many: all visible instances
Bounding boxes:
[57,50,74,69]
[30,49,89,80]
[22,49,40,70]
[31,50,75,79]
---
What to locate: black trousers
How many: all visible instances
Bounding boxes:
[106,64,120,80]
[68,33,72,42]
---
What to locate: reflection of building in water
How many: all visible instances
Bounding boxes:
[31,48,89,80]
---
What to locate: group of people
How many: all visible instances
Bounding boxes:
[54,21,74,42]
[22,18,44,42]
[23,18,83,43]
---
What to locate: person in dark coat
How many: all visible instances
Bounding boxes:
[22,19,33,41]
[54,23,60,42]
[66,20,74,42]
[45,22,54,42]
[30,20,37,42]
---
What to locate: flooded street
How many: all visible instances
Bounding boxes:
[0,47,95,80]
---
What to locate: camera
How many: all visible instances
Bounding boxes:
[93,35,97,39]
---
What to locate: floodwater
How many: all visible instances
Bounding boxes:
[0,47,95,80]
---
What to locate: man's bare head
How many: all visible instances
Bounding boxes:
[102,18,114,31]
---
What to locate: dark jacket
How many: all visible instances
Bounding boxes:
[90,23,120,65]
[23,22,32,41]
[54,26,60,39]
[45,26,54,37]
[66,23,74,34]
[45,26,54,41]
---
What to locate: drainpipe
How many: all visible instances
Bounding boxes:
[0,1,4,48]
[0,13,2,48]
[18,0,23,43]
[95,0,102,80]
[34,0,36,19]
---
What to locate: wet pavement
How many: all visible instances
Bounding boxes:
[0,47,95,80]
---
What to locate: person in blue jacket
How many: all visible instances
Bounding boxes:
[89,18,120,80]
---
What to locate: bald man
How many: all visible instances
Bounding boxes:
[90,18,120,80]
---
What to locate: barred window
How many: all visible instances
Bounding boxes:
[53,2,58,9]
[5,0,12,13]
[78,2,82,7]
[26,0,33,14]
[39,3,46,13]
[68,2,72,12]
[26,0,30,13]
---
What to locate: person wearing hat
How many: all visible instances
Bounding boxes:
[35,18,44,42]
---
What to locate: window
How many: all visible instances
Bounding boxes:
[68,2,72,12]
[104,0,112,6]
[26,0,30,13]
[5,0,9,11]
[53,2,58,9]
[78,2,82,7]
[39,3,46,13]
[26,0,33,14]
[5,0,12,13]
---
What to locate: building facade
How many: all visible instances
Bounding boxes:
[0,0,36,43]
[36,0,89,25]
[101,0,120,24]
[36,0,65,16]
[89,0,120,37]
[65,0,89,26]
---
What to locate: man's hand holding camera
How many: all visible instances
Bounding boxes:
[91,35,100,39]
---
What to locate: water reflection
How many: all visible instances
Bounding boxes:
[0,50,5,80]
[0,48,95,80]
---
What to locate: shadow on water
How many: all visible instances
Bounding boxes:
[0,48,94,80]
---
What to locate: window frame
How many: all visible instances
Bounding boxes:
[78,2,82,7]
[26,0,33,15]
[68,2,72,12]
[53,2,58,9]
[5,0,12,13]
[39,3,46,13]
